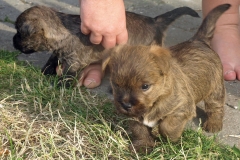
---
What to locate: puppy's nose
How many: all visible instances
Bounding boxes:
[122,102,132,111]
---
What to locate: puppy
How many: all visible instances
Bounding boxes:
[102,4,228,152]
[13,5,199,85]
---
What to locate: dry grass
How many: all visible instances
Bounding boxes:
[0,98,130,159]
[0,77,132,159]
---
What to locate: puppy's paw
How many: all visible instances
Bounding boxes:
[203,119,223,133]
[41,54,59,75]
[41,65,57,75]
[129,139,155,154]
[57,76,76,88]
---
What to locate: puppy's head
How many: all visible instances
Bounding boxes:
[102,45,172,117]
[13,5,69,53]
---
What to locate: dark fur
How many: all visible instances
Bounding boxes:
[13,5,199,83]
[102,4,229,152]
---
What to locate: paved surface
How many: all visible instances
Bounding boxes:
[0,0,240,148]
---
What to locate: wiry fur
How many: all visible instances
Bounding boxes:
[102,4,229,152]
[13,5,199,84]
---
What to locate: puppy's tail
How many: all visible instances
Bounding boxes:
[154,7,200,29]
[192,4,231,45]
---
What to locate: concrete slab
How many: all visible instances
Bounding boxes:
[0,0,239,148]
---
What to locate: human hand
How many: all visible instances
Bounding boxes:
[79,0,128,49]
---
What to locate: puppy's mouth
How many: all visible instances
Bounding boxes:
[115,101,146,117]
[120,102,132,111]
[20,48,36,54]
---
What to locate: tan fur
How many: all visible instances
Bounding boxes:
[102,4,229,152]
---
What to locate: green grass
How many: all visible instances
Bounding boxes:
[0,50,239,159]
[0,16,15,24]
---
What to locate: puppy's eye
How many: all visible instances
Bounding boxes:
[141,84,150,91]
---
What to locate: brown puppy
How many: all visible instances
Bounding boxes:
[102,4,228,152]
[13,5,199,85]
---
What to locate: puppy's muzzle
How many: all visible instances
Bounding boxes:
[13,34,22,50]
[120,101,132,111]
[13,34,35,54]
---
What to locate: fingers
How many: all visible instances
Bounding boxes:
[82,25,102,45]
[101,30,128,48]
[90,32,103,45]
[81,24,128,48]
[80,24,91,35]
[116,29,128,45]
[81,24,104,45]
[101,36,117,49]
[90,32,128,49]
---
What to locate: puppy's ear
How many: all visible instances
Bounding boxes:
[149,45,171,75]
[42,21,69,40]
[102,55,110,72]
[101,48,114,72]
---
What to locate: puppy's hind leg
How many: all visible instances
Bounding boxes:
[203,85,225,133]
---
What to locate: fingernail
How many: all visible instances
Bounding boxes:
[224,70,235,75]
[84,78,96,87]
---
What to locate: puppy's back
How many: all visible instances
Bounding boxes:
[169,4,230,102]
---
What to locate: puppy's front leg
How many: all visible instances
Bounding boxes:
[41,54,59,75]
[57,61,80,87]
[158,111,190,142]
[129,120,155,153]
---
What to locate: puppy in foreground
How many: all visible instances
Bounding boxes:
[13,5,199,85]
[102,4,228,152]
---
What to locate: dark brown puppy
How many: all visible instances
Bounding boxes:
[102,4,228,152]
[13,5,199,85]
